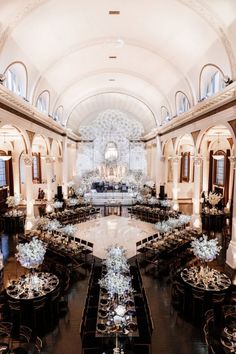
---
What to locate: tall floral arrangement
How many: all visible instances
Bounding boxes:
[208,192,222,207]
[99,270,132,296]
[191,235,221,262]
[104,245,129,273]
[16,237,46,269]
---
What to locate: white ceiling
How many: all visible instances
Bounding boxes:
[0,0,236,134]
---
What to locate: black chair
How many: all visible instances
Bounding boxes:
[32,297,46,335]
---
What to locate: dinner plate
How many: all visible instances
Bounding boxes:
[97,323,106,332]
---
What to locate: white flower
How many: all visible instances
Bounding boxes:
[67,198,78,206]
[53,201,63,209]
[36,217,50,231]
[191,235,221,262]
[99,271,132,296]
[61,224,76,237]
[67,181,75,188]
[148,197,158,205]
[208,192,222,207]
[6,195,20,208]
[160,200,171,208]
[178,214,191,226]
[155,221,171,234]
[47,219,61,232]
[16,237,46,269]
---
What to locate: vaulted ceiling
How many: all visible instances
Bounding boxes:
[0,0,236,135]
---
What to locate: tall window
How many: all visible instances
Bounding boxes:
[4,63,27,98]
[32,153,41,183]
[200,65,224,100]
[36,91,50,115]
[180,152,190,182]
[176,92,190,115]
[0,159,6,187]
[161,106,170,125]
[54,105,63,122]
[214,154,225,186]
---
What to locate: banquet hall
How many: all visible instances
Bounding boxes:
[0,1,235,354]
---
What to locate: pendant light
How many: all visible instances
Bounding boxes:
[212,133,224,160]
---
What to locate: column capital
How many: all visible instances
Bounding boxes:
[45,156,55,164]
[23,154,32,166]
[193,156,202,166]
[172,156,181,164]
[228,156,236,168]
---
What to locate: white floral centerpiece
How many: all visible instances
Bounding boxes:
[166,217,181,229]
[104,245,129,273]
[36,217,50,231]
[160,199,171,208]
[178,214,191,226]
[6,195,20,209]
[67,198,78,206]
[61,224,77,237]
[155,221,171,234]
[191,235,221,263]
[16,237,46,269]
[99,270,132,297]
[53,201,63,209]
[208,192,222,207]
[47,219,61,233]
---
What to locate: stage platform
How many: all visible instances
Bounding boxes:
[85,191,135,205]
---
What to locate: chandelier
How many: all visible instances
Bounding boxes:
[105,142,118,162]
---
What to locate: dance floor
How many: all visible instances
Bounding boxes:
[75,215,156,259]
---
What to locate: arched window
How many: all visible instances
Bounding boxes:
[36,91,50,115]
[0,152,7,187]
[54,105,63,122]
[200,65,225,100]
[32,153,42,183]
[213,151,225,186]
[176,92,190,115]
[4,62,27,98]
[161,106,170,124]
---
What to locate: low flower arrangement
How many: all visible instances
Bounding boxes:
[159,199,171,208]
[67,198,78,206]
[191,234,221,262]
[47,219,62,232]
[16,237,46,269]
[178,214,191,226]
[155,221,171,234]
[36,217,50,231]
[53,201,63,209]
[61,224,77,237]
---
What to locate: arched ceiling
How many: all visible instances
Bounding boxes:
[0,0,236,135]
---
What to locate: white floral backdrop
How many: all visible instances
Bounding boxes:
[75,109,147,179]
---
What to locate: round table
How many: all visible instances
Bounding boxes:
[181,266,231,292]
[6,272,59,299]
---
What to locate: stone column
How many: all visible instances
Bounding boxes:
[192,156,202,229]
[45,156,54,202]
[62,136,68,198]
[23,154,35,230]
[227,156,236,209]
[12,155,20,196]
[226,157,236,273]
[202,156,209,192]
[172,156,181,210]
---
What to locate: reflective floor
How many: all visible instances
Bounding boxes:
[1,230,209,354]
[75,215,156,259]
